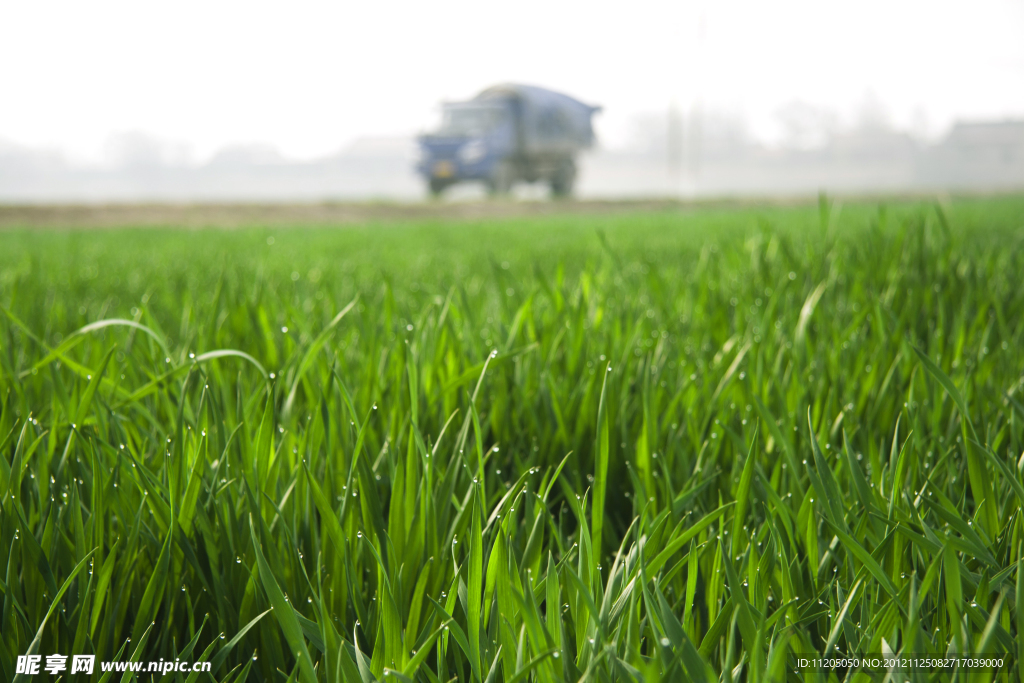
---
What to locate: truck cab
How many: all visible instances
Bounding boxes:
[417,84,600,197]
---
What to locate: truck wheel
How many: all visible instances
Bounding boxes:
[550,160,576,197]
[428,178,448,197]
[487,161,515,196]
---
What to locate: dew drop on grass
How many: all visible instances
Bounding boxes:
[660,637,671,647]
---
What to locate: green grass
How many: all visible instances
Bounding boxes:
[1,195,1024,682]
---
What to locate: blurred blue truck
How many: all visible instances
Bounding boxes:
[416,84,600,197]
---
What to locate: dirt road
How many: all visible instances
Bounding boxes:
[0,197,833,229]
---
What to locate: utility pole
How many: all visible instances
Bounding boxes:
[668,101,683,193]
[687,102,702,193]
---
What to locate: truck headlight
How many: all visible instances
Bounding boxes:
[458,139,486,164]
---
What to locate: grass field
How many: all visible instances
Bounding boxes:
[2,195,1024,682]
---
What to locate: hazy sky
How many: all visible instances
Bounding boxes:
[2,0,1023,162]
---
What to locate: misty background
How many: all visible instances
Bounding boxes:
[2,0,1023,202]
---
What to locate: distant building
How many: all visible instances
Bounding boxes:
[943,120,1024,162]
[918,120,1024,189]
